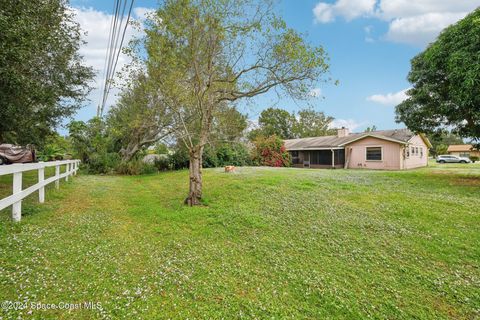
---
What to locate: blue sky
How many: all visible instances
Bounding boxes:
[70,0,480,132]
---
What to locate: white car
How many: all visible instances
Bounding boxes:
[436,155,471,163]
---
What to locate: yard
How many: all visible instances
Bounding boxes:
[0,162,479,319]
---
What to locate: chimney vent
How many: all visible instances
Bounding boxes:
[337,127,350,137]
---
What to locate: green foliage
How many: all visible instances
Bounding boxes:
[37,145,65,162]
[293,108,335,137]
[250,107,335,140]
[252,135,291,167]
[255,108,297,139]
[0,0,94,146]
[470,156,479,163]
[364,125,377,132]
[36,134,72,161]
[396,8,480,145]
[68,118,120,174]
[87,152,121,174]
[203,143,252,168]
[116,158,157,175]
[428,132,464,156]
[168,148,190,170]
[435,144,448,156]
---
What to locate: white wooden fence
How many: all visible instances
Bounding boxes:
[0,160,80,222]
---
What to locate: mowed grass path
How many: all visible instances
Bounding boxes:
[0,163,479,319]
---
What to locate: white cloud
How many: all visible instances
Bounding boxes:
[329,118,364,131]
[366,88,409,106]
[312,0,480,46]
[313,0,376,23]
[385,12,468,45]
[308,88,322,98]
[72,6,152,114]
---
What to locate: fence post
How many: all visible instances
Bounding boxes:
[65,163,69,182]
[55,164,60,189]
[12,171,22,222]
[74,161,78,175]
[38,164,45,203]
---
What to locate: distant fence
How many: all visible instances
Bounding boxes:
[0,160,80,222]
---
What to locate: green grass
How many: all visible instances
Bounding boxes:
[0,161,479,319]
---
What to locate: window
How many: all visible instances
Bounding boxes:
[420,147,423,157]
[415,147,419,155]
[411,146,415,155]
[460,153,470,157]
[366,147,382,161]
[405,147,410,158]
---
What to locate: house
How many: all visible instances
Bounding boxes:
[284,128,431,170]
[447,145,480,158]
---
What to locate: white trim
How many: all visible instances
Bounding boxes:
[365,146,383,162]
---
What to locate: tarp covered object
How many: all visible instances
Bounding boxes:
[0,144,35,164]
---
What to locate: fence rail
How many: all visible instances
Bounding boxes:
[0,160,80,222]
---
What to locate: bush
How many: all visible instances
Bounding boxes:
[87,152,120,174]
[203,145,219,168]
[470,156,479,163]
[169,148,190,170]
[116,158,157,175]
[252,135,291,167]
[153,154,170,171]
[216,143,252,166]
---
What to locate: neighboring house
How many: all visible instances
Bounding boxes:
[284,128,431,170]
[447,145,480,158]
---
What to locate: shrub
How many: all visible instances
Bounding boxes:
[87,152,120,174]
[203,145,219,168]
[169,148,189,170]
[116,158,157,175]
[216,143,252,166]
[470,156,479,163]
[153,154,171,171]
[252,135,291,167]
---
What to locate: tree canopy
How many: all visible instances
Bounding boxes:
[127,0,332,205]
[0,0,94,146]
[249,107,335,140]
[396,8,480,145]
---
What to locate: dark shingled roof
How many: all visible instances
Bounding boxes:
[284,128,416,150]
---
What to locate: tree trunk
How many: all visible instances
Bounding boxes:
[120,143,140,163]
[184,146,203,206]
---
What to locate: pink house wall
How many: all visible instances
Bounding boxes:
[346,137,402,170]
[403,135,429,169]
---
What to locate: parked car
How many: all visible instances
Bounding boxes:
[0,144,36,165]
[436,154,471,163]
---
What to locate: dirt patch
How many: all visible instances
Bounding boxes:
[451,177,480,186]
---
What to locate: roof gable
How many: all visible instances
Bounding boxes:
[447,144,475,152]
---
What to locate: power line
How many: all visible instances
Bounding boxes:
[97,0,119,117]
[98,0,135,117]
[105,0,135,103]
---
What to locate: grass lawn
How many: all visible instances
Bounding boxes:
[0,161,479,319]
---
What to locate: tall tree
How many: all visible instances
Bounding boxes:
[293,108,335,138]
[107,74,176,162]
[136,0,331,205]
[256,107,297,139]
[0,0,94,146]
[396,8,480,145]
